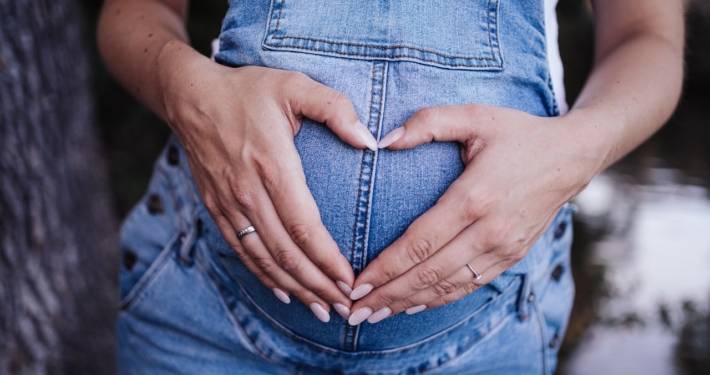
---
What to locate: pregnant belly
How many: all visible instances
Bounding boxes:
[213,85,519,352]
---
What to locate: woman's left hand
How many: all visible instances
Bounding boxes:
[347,103,602,325]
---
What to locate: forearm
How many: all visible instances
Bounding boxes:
[97,0,204,120]
[562,0,684,178]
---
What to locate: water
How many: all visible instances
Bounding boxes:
[563,170,710,374]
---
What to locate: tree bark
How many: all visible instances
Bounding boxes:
[0,0,118,374]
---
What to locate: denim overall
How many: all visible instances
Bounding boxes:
[116,1,576,374]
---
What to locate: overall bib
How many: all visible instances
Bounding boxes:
[117,1,575,374]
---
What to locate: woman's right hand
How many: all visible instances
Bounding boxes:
[157,48,376,322]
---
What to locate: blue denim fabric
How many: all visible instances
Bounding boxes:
[117,1,574,373]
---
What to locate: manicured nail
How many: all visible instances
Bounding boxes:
[272,288,290,304]
[348,307,373,325]
[337,280,352,295]
[309,303,331,323]
[333,303,351,319]
[367,307,392,324]
[405,304,427,315]
[355,122,378,151]
[378,127,405,148]
[350,284,373,300]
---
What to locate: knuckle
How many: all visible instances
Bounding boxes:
[287,223,312,248]
[464,103,488,118]
[230,244,247,259]
[463,282,480,295]
[405,238,435,264]
[284,71,308,86]
[309,283,331,298]
[202,194,221,215]
[374,293,394,307]
[433,279,458,296]
[274,248,301,271]
[290,286,308,300]
[325,90,349,109]
[506,249,526,263]
[253,159,281,193]
[399,298,416,310]
[253,256,278,274]
[414,266,442,289]
[226,175,255,212]
[458,194,480,223]
[415,106,438,124]
[481,223,510,249]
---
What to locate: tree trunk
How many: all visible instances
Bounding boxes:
[0,0,118,374]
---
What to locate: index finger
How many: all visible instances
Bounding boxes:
[350,175,479,298]
[259,148,356,289]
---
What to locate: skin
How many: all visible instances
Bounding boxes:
[349,0,684,324]
[98,0,684,323]
[98,0,380,318]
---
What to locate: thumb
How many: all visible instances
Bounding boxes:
[288,75,378,151]
[379,105,485,150]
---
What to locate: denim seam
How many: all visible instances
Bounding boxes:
[345,61,381,352]
[362,61,388,270]
[532,296,552,375]
[264,0,502,68]
[207,251,524,364]
[195,249,279,364]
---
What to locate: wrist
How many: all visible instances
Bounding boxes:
[156,41,219,126]
[554,108,616,192]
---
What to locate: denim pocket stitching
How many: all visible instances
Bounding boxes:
[219,258,521,357]
[193,241,280,364]
[264,0,503,69]
[532,296,553,375]
[119,231,180,311]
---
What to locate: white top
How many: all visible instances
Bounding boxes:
[545,0,568,114]
[212,0,567,113]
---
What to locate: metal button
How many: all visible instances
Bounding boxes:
[123,250,137,270]
[167,145,179,166]
[528,293,535,302]
[554,220,567,239]
[549,332,560,348]
[146,194,163,214]
[551,264,564,281]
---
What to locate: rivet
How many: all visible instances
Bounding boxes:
[551,264,564,281]
[554,221,567,239]
[122,250,137,270]
[167,145,179,166]
[146,194,163,214]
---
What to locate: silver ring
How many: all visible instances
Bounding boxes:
[237,225,256,240]
[467,263,482,281]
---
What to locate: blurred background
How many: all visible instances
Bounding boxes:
[1,0,708,374]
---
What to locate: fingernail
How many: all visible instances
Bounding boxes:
[272,288,290,304]
[348,307,373,326]
[367,307,392,324]
[309,303,331,323]
[333,303,351,319]
[350,284,373,300]
[378,127,405,148]
[355,122,378,151]
[337,280,352,295]
[405,304,427,315]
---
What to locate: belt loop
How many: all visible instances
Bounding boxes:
[517,274,532,322]
[179,214,202,266]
